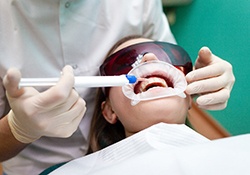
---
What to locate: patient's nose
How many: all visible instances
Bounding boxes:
[141,53,159,63]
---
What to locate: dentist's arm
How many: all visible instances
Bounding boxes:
[186,47,235,110]
[0,66,86,161]
[0,115,27,161]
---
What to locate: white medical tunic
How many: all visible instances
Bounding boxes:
[0,0,176,174]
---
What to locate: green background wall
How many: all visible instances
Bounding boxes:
[169,0,250,135]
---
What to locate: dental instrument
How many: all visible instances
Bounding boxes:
[122,61,187,106]
[19,75,137,88]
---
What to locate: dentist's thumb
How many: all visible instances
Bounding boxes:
[3,68,24,98]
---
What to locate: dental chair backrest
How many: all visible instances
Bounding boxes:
[188,101,230,140]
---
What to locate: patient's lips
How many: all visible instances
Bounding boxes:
[134,74,174,94]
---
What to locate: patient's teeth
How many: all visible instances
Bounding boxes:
[139,77,168,92]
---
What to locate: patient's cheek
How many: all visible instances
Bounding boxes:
[109,87,130,107]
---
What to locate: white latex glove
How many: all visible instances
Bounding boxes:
[3,65,86,143]
[186,47,235,110]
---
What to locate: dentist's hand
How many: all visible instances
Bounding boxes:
[186,47,235,110]
[3,65,86,143]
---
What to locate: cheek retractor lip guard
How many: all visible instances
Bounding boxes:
[122,60,187,106]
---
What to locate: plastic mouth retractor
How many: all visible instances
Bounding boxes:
[122,61,187,106]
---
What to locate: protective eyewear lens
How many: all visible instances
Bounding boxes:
[100,41,192,76]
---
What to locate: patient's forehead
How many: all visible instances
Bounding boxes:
[113,38,153,54]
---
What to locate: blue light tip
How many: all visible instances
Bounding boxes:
[126,75,137,84]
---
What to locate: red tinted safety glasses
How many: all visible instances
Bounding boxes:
[100,41,192,76]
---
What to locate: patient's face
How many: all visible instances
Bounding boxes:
[105,38,191,137]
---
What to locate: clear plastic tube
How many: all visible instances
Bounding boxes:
[19,75,137,88]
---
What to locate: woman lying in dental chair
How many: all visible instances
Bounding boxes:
[44,36,248,175]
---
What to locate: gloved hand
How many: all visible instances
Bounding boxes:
[185,47,235,110]
[3,65,86,143]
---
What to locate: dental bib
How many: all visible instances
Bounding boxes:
[122,61,187,106]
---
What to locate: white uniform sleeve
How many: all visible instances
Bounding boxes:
[142,0,176,44]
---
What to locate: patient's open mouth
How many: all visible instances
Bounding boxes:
[134,74,174,94]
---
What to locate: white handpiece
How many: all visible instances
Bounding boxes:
[19,75,137,88]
